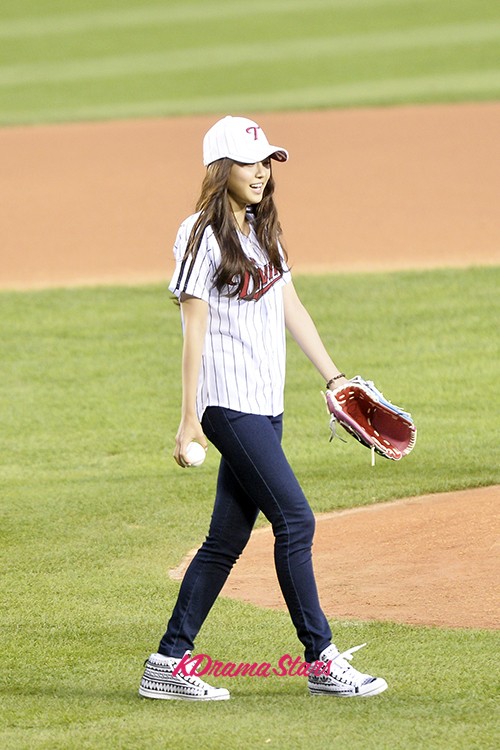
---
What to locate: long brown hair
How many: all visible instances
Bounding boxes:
[183,158,287,299]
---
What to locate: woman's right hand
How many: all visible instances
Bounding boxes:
[173,415,208,467]
[174,294,209,467]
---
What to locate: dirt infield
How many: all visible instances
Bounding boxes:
[171,486,499,630]
[2,103,499,629]
[1,103,499,288]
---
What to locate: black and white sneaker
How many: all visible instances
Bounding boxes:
[139,653,230,701]
[308,643,388,697]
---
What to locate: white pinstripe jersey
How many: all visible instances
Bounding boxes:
[169,212,291,419]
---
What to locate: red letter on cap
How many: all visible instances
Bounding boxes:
[246,126,260,140]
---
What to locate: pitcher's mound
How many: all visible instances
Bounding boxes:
[171,486,499,629]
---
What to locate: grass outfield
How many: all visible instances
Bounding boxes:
[1,268,499,749]
[1,0,499,125]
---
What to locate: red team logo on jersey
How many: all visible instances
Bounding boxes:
[239,263,282,301]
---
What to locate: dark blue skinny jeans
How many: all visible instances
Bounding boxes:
[159,407,332,663]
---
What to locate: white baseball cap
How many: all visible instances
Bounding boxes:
[203,115,289,166]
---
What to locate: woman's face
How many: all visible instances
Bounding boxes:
[227,159,271,210]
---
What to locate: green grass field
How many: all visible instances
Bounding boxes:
[1,0,500,124]
[1,270,499,749]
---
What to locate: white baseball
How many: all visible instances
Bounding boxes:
[185,441,207,467]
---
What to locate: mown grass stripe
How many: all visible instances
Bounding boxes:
[1,20,498,88]
[0,0,415,38]
[1,69,498,125]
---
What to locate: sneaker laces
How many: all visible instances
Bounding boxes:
[178,670,214,690]
[331,642,366,667]
[161,653,216,691]
[324,643,370,685]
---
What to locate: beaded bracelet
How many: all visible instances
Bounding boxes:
[326,373,346,390]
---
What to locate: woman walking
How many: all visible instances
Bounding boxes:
[139,116,387,701]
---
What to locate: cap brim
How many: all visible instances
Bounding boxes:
[203,146,289,167]
[269,148,288,162]
[229,147,289,164]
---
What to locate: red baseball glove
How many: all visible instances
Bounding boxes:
[324,376,416,461]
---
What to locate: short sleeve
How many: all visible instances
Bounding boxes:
[168,217,217,302]
[279,240,292,285]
